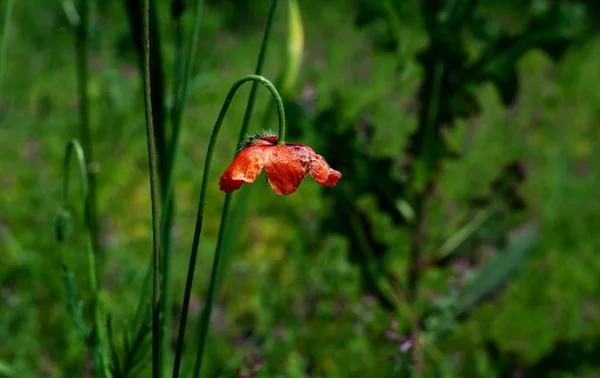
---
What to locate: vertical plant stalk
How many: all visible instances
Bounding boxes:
[164,0,204,201]
[75,0,101,258]
[171,75,285,378]
[238,0,279,139]
[158,1,204,372]
[124,0,169,185]
[141,0,163,377]
[0,0,14,95]
[60,140,110,378]
[166,0,204,169]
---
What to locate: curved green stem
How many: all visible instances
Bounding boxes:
[61,139,109,378]
[171,74,285,378]
[141,0,163,377]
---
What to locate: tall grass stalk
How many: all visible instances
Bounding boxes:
[0,0,14,94]
[74,0,101,258]
[59,140,110,377]
[159,0,205,372]
[166,0,204,169]
[169,75,285,378]
[141,0,163,377]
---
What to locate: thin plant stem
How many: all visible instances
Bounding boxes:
[0,0,14,95]
[158,0,204,247]
[74,0,101,258]
[152,1,204,374]
[165,0,204,181]
[190,194,231,378]
[172,74,285,378]
[141,0,163,377]
[61,140,110,378]
[238,0,279,139]
[156,1,203,371]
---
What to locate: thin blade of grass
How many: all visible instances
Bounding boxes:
[123,0,168,187]
[62,265,89,341]
[167,2,207,377]
[106,316,121,375]
[73,0,104,261]
[157,0,202,373]
[140,0,163,376]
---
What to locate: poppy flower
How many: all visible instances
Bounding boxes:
[219,134,341,195]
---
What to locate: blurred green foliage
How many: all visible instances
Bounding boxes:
[1,0,600,377]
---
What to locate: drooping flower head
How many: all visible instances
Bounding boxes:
[219,131,341,195]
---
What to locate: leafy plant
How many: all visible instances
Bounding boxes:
[278,0,595,372]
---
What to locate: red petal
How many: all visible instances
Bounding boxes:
[299,146,342,187]
[264,145,311,195]
[219,145,268,193]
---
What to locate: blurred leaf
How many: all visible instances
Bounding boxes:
[431,206,495,267]
[0,226,30,262]
[0,360,15,377]
[456,227,539,318]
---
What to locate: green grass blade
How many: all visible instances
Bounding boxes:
[140,0,163,376]
[106,316,121,376]
[0,360,15,377]
[123,0,168,186]
[62,265,90,342]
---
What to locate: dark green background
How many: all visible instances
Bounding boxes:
[1,1,600,377]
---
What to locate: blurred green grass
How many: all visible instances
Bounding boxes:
[1,1,600,377]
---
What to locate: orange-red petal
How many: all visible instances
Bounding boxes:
[296,145,342,187]
[264,145,311,195]
[219,144,268,193]
[219,136,341,195]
